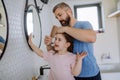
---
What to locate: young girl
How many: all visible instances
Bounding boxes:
[28,33,87,80]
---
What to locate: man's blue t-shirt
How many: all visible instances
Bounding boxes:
[73,21,99,77]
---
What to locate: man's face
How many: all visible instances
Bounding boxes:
[54,8,70,26]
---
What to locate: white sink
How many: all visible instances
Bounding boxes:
[99,64,115,71]
[37,75,49,80]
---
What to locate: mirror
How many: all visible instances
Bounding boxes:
[24,4,42,49]
[0,0,8,60]
[41,0,49,4]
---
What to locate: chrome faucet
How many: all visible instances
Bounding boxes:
[40,65,50,75]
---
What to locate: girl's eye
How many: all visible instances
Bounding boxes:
[58,38,61,41]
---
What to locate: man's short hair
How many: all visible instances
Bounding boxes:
[53,2,71,13]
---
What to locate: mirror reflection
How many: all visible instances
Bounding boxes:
[0,0,8,60]
[24,5,42,49]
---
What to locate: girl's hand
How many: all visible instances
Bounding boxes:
[76,51,87,61]
[44,36,52,46]
[28,33,33,46]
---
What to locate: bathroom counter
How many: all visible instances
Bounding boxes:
[99,63,120,73]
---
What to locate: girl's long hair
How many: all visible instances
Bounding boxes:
[63,33,73,52]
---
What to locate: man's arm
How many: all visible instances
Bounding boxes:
[57,27,96,43]
[0,43,4,50]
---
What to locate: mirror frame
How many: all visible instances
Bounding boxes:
[0,0,9,60]
[24,0,42,50]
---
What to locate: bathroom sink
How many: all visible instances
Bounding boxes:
[37,75,49,80]
[99,64,115,71]
[37,65,50,80]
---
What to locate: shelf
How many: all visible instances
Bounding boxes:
[108,10,120,18]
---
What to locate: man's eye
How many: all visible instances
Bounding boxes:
[59,15,61,16]
[58,14,62,16]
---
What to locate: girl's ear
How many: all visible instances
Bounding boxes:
[66,42,71,48]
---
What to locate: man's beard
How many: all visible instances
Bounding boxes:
[60,16,70,26]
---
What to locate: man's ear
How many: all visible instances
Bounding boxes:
[66,9,72,16]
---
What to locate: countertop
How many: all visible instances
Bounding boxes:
[99,63,120,73]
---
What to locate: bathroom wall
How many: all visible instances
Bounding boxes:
[0,0,34,80]
[94,0,119,64]
[0,0,50,80]
[117,14,120,57]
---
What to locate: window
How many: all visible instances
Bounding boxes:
[74,3,104,33]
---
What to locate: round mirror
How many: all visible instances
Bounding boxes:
[24,4,42,49]
[0,0,8,60]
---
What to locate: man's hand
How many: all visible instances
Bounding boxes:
[57,26,68,33]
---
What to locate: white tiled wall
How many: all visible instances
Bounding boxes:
[0,0,46,80]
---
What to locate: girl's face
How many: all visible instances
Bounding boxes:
[53,34,70,52]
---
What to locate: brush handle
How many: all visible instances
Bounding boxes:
[50,25,58,38]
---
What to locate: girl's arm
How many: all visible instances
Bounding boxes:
[28,34,43,57]
[71,52,87,76]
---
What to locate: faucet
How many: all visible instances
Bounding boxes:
[40,65,50,75]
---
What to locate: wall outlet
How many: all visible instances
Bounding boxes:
[101,52,111,60]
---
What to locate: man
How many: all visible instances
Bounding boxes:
[45,2,101,80]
